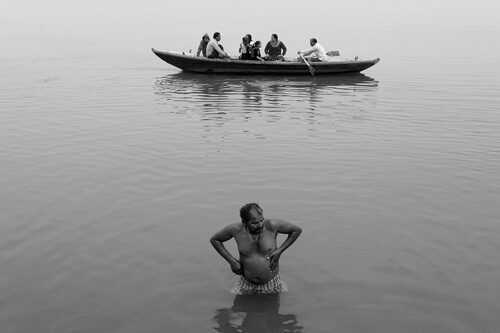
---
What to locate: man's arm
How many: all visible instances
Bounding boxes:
[299,46,313,57]
[267,219,302,270]
[210,224,242,275]
[213,43,227,57]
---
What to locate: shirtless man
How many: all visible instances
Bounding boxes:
[210,203,302,293]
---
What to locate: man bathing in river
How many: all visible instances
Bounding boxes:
[210,203,302,294]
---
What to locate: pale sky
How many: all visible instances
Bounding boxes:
[1,0,499,58]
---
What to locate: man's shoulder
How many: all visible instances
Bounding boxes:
[265,218,300,232]
[264,218,281,230]
[225,222,245,234]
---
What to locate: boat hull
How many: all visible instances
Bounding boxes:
[152,49,379,75]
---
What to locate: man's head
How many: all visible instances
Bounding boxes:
[310,38,317,47]
[214,32,221,40]
[240,203,264,233]
[271,34,278,41]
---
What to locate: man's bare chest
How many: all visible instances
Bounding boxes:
[236,231,277,257]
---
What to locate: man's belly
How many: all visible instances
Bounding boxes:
[241,254,278,284]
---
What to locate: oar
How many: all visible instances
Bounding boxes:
[299,53,315,76]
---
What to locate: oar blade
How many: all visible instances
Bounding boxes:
[326,51,339,57]
[299,53,315,76]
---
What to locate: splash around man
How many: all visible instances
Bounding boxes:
[210,203,302,294]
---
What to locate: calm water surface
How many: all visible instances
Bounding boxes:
[1,1,500,332]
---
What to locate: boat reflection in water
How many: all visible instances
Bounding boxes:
[154,72,379,134]
[154,72,379,112]
[211,293,303,333]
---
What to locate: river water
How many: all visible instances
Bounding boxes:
[1,1,500,332]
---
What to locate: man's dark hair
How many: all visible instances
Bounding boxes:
[272,34,278,40]
[240,203,262,222]
[213,32,221,39]
[311,38,318,43]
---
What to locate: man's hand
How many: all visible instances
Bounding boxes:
[230,259,243,275]
[267,250,281,271]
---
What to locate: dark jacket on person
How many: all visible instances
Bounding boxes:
[250,46,262,60]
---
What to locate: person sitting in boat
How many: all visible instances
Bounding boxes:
[250,41,265,62]
[245,34,254,48]
[196,33,211,57]
[206,32,230,59]
[264,34,287,61]
[297,38,327,62]
[239,36,251,60]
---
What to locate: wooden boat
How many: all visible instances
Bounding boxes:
[152,48,380,75]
